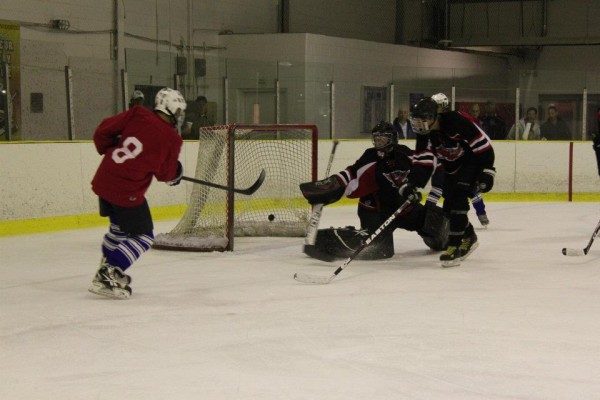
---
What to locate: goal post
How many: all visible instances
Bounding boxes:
[154,124,318,251]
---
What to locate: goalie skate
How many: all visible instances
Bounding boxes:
[88,264,132,299]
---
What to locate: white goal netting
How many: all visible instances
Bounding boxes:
[154,124,318,251]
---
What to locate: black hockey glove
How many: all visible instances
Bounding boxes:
[299,176,345,205]
[477,167,496,193]
[398,183,422,204]
[167,161,184,186]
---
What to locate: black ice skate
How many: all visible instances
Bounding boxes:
[97,257,131,286]
[459,231,479,261]
[440,245,462,268]
[88,264,132,299]
[477,214,490,228]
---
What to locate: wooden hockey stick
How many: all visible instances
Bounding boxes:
[562,218,600,256]
[303,140,340,248]
[294,199,413,284]
[181,169,266,195]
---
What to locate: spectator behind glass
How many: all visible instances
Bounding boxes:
[481,101,507,140]
[129,90,145,109]
[506,107,541,140]
[468,103,483,127]
[182,95,214,140]
[540,105,572,140]
[392,107,414,140]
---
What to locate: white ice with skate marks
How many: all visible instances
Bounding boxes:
[1,202,599,399]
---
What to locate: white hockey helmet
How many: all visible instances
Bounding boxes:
[131,90,145,101]
[431,92,449,111]
[154,88,187,126]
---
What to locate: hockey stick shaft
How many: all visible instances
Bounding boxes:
[295,199,413,284]
[304,204,324,245]
[304,140,340,246]
[562,218,600,256]
[324,140,340,178]
[181,169,266,195]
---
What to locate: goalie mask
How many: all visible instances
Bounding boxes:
[154,88,187,128]
[409,98,438,135]
[371,121,396,150]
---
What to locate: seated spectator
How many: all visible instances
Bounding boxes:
[392,107,414,140]
[481,101,507,140]
[506,107,541,140]
[468,103,484,127]
[540,105,572,140]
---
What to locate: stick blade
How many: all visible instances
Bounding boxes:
[293,272,332,284]
[240,169,266,195]
[562,248,585,256]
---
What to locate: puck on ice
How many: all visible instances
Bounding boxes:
[268,214,275,221]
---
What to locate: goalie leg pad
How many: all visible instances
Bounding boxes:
[299,176,345,206]
[309,226,393,261]
[418,203,449,251]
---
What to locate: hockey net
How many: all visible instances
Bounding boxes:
[154,124,318,251]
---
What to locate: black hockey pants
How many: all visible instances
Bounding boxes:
[441,173,473,247]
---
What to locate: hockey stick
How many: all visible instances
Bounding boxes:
[562,218,600,256]
[181,169,266,195]
[303,140,340,249]
[294,199,413,284]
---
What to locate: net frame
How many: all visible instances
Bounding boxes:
[154,124,318,251]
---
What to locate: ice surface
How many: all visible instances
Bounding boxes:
[1,202,599,399]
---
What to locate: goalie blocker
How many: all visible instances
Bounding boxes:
[305,203,449,262]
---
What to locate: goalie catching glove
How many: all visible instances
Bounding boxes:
[299,176,345,205]
[477,167,495,193]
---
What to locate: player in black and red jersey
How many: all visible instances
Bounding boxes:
[299,122,448,261]
[89,88,186,299]
[407,96,496,267]
[425,93,490,228]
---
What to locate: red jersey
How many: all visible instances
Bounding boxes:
[91,106,183,207]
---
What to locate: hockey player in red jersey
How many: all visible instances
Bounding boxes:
[88,88,186,299]
[408,96,496,267]
[299,122,448,262]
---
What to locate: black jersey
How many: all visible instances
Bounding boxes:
[593,134,600,176]
[335,144,413,212]
[409,111,495,187]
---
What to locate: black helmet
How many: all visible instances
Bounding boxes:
[409,98,438,135]
[410,98,438,120]
[371,121,396,149]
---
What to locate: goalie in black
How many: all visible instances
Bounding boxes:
[299,121,449,262]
